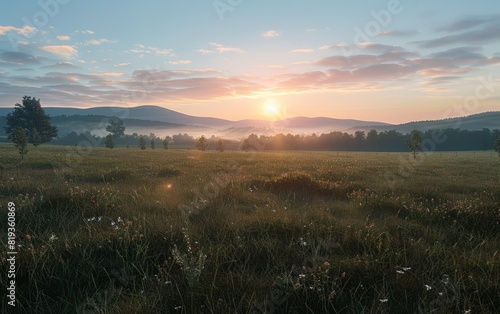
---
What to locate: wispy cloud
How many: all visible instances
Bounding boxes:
[196,49,215,54]
[0,51,40,65]
[39,45,78,58]
[114,62,130,68]
[209,42,245,53]
[413,15,500,48]
[291,49,314,53]
[262,30,280,38]
[56,35,71,41]
[378,30,420,37]
[40,62,78,70]
[168,60,192,65]
[129,44,174,56]
[86,38,115,45]
[80,29,95,35]
[0,25,37,36]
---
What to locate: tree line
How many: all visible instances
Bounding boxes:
[3,96,500,161]
[240,128,500,152]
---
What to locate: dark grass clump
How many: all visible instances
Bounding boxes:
[156,167,180,178]
[253,173,363,200]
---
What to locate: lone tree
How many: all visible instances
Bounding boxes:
[139,136,147,150]
[216,139,225,152]
[405,130,422,159]
[493,135,500,157]
[241,139,251,152]
[196,135,207,151]
[162,136,171,150]
[5,96,58,146]
[106,119,125,137]
[105,134,115,149]
[12,127,29,160]
[150,138,156,149]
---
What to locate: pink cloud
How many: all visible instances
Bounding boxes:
[39,45,78,58]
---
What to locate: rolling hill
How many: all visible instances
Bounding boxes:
[1,105,499,139]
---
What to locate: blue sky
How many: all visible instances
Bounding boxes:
[1,0,499,123]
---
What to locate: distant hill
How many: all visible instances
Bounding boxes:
[1,105,498,138]
[0,105,231,128]
[0,105,393,136]
[350,111,500,133]
[0,114,208,137]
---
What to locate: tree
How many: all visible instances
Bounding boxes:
[405,130,422,159]
[12,127,29,160]
[139,136,146,150]
[150,138,156,149]
[105,134,115,149]
[216,139,225,152]
[493,135,500,157]
[196,135,207,151]
[106,119,125,137]
[241,139,251,152]
[162,136,171,150]
[31,128,42,147]
[5,96,58,146]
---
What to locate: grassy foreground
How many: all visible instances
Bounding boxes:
[1,145,499,313]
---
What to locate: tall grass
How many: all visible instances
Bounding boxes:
[0,146,499,313]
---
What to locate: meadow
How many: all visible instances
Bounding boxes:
[1,145,499,313]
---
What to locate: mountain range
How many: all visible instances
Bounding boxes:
[0,105,499,138]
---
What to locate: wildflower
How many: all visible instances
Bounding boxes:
[379,298,388,303]
[49,234,58,242]
[424,284,432,291]
[323,261,330,268]
[329,290,337,299]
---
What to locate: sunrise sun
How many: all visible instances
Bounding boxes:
[263,102,281,119]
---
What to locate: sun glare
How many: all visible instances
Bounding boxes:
[263,102,281,119]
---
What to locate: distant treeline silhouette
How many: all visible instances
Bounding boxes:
[243,128,500,152]
[2,128,499,152]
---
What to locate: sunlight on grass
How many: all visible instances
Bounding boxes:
[0,146,499,313]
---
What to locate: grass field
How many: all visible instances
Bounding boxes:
[1,145,499,313]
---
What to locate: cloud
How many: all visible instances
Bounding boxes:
[0,25,37,36]
[39,45,78,58]
[413,15,500,48]
[40,62,79,70]
[80,30,95,34]
[90,72,125,78]
[168,60,192,65]
[209,42,245,53]
[262,30,280,38]
[378,30,420,37]
[114,63,130,67]
[0,51,40,65]
[316,50,417,68]
[291,49,314,53]
[435,15,500,33]
[196,49,214,54]
[129,44,174,56]
[57,35,71,41]
[86,38,115,45]
[429,47,485,60]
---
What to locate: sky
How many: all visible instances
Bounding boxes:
[0,0,500,124]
